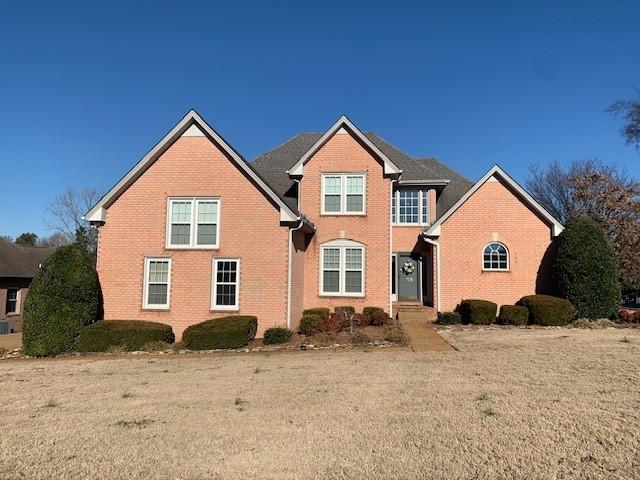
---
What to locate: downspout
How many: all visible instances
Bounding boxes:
[286,179,303,329]
[423,236,441,312]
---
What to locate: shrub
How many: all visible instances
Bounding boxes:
[370,310,392,326]
[363,307,383,324]
[312,332,337,346]
[317,313,344,333]
[76,321,175,352]
[350,331,371,346]
[458,300,497,325]
[554,217,621,319]
[383,324,409,344]
[352,313,367,327]
[263,327,293,345]
[335,306,355,316]
[182,316,258,350]
[497,305,529,326]
[302,308,330,319]
[618,309,640,324]
[517,295,573,326]
[23,245,101,356]
[438,311,461,325]
[299,314,321,335]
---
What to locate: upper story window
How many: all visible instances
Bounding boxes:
[143,257,171,309]
[320,240,365,296]
[5,288,19,314]
[392,189,430,225]
[166,198,219,248]
[483,242,509,271]
[321,174,366,215]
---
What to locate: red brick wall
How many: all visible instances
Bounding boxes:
[0,278,31,333]
[298,130,391,315]
[97,136,290,339]
[438,176,555,312]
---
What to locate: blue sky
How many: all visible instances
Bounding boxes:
[1,0,638,238]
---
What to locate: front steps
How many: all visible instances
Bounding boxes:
[392,301,437,321]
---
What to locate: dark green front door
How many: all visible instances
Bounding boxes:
[397,253,421,300]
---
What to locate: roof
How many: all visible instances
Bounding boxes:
[86,110,298,223]
[252,132,472,219]
[424,165,564,237]
[0,242,56,279]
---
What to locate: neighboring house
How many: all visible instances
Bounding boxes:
[86,110,563,338]
[0,242,55,334]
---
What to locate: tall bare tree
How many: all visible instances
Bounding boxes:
[527,159,640,288]
[45,187,100,260]
[609,92,640,152]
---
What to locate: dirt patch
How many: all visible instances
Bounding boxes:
[0,332,21,351]
[1,328,639,479]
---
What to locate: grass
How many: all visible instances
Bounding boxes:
[41,399,58,409]
[476,392,490,401]
[121,392,133,399]
[2,328,639,479]
[620,336,631,343]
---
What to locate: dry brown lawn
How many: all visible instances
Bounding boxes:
[1,328,639,479]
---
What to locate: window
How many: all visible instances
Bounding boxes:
[483,243,509,270]
[167,198,219,248]
[321,174,366,214]
[143,258,171,309]
[320,241,365,296]
[212,259,240,310]
[392,189,430,225]
[5,288,19,314]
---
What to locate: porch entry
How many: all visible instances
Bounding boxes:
[393,253,422,301]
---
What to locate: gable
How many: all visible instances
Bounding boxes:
[86,110,298,223]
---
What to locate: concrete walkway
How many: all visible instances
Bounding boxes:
[398,312,454,352]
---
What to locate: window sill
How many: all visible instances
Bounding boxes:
[210,307,239,312]
[319,293,365,298]
[482,269,510,273]
[5,312,19,317]
[320,213,367,217]
[142,306,170,311]
[393,223,430,227]
[165,246,219,250]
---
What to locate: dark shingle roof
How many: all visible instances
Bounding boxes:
[0,242,56,278]
[252,132,474,219]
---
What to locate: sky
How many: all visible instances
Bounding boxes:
[1,0,638,239]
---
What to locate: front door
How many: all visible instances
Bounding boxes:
[397,253,421,301]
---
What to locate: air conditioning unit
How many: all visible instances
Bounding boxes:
[0,320,9,335]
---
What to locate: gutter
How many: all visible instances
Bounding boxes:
[389,178,397,316]
[286,179,303,329]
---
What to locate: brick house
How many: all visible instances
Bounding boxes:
[86,110,563,338]
[0,242,55,334]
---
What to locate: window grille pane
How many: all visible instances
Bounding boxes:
[345,271,362,293]
[483,243,508,270]
[323,248,340,269]
[197,224,216,245]
[148,284,167,305]
[392,193,396,223]
[345,248,362,269]
[214,260,238,307]
[197,201,217,223]
[324,195,341,212]
[323,271,340,292]
[346,176,363,194]
[171,201,192,223]
[6,288,18,313]
[422,191,428,224]
[170,224,190,245]
[346,194,363,212]
[148,261,169,283]
[324,176,341,194]
[216,284,237,306]
[399,190,419,223]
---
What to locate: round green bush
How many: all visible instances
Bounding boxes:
[458,299,497,325]
[438,311,461,325]
[302,307,330,319]
[182,316,258,350]
[299,314,321,335]
[263,327,293,345]
[497,305,529,325]
[22,245,101,356]
[554,217,620,319]
[76,320,175,352]
[517,295,573,326]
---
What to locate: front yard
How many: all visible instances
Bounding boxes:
[1,328,639,479]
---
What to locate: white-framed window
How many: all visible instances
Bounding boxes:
[320,240,365,296]
[483,242,509,271]
[212,258,240,310]
[143,257,171,309]
[392,189,430,225]
[166,197,220,248]
[321,174,366,215]
[5,288,19,314]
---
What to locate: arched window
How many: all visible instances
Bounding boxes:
[320,239,365,296]
[483,243,509,271]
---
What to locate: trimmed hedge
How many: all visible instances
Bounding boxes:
[517,295,573,326]
[335,306,355,316]
[22,245,101,356]
[76,320,175,352]
[363,307,383,322]
[182,316,258,350]
[458,299,497,325]
[302,308,330,319]
[554,217,620,319]
[497,305,529,326]
[299,314,321,335]
[263,327,293,345]
[438,311,461,325]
